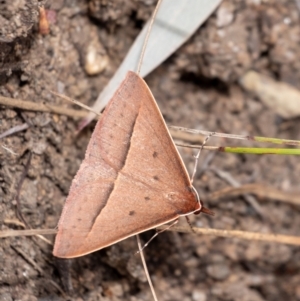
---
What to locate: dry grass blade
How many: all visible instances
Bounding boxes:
[2,225,300,247]
[137,235,158,301]
[0,95,89,119]
[160,225,300,246]
[0,123,29,139]
[208,183,300,206]
[50,91,101,117]
[1,144,18,155]
[0,228,57,238]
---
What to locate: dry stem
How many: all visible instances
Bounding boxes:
[208,183,300,206]
[2,226,300,246]
[0,95,90,119]
[157,225,300,246]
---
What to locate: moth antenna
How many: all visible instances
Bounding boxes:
[136,219,179,255]
[191,132,216,184]
[189,133,215,222]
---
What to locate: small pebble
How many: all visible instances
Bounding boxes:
[206,263,230,280]
[216,2,235,27]
[84,35,109,75]
[192,290,207,301]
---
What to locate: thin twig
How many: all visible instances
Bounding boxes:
[11,244,44,275]
[207,183,300,206]
[3,220,52,245]
[171,126,300,147]
[0,228,57,238]
[209,167,265,219]
[137,0,163,75]
[2,225,300,246]
[10,244,66,296]
[171,126,253,141]
[176,143,220,151]
[157,225,300,246]
[50,91,101,116]
[1,144,18,155]
[0,123,29,140]
[4,219,26,228]
[136,235,159,301]
[169,128,204,144]
[0,95,90,119]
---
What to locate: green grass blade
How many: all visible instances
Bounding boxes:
[219,147,300,155]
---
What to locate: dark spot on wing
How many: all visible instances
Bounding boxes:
[168,193,175,199]
[153,175,159,181]
[153,151,158,158]
[129,210,135,216]
[144,196,150,201]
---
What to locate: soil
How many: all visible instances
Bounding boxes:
[1,0,300,301]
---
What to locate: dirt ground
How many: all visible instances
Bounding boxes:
[1,0,300,300]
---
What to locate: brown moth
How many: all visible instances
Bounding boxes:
[53,71,205,258]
